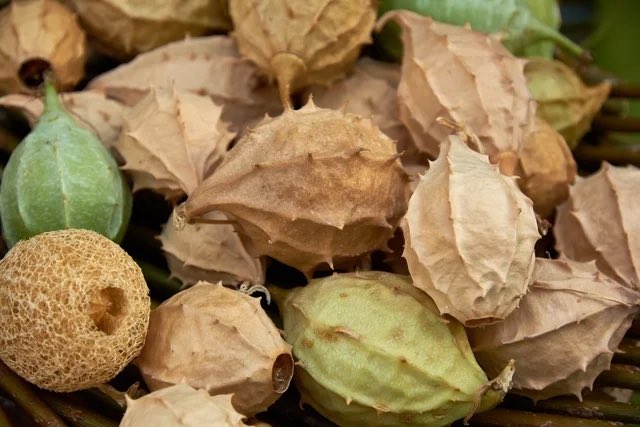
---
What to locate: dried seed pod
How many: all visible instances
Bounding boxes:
[88,36,281,134]
[121,385,248,427]
[272,271,515,427]
[554,163,640,289]
[0,0,86,93]
[136,281,293,416]
[381,11,536,172]
[65,0,230,58]
[115,86,234,200]
[229,0,377,102]
[513,117,576,218]
[160,210,265,287]
[525,58,611,148]
[402,135,540,326]
[182,100,409,275]
[0,229,150,392]
[469,258,640,400]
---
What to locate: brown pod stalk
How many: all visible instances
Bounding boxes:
[0,0,86,94]
[469,258,640,401]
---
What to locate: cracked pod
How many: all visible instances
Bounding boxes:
[469,258,640,400]
[402,135,539,326]
[136,281,293,416]
[272,271,515,427]
[182,100,409,275]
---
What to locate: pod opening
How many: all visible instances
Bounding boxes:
[18,58,52,90]
[271,353,294,393]
[88,287,128,335]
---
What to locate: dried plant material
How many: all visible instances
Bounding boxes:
[160,210,265,287]
[469,258,640,401]
[513,117,576,218]
[65,0,230,58]
[182,100,409,275]
[554,163,640,289]
[229,0,377,102]
[115,86,234,200]
[404,162,428,194]
[402,136,540,327]
[0,229,150,392]
[121,385,248,427]
[525,58,611,148]
[136,281,293,416]
[88,36,282,133]
[0,0,86,93]
[381,11,536,172]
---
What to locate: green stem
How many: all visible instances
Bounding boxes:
[39,392,118,427]
[596,364,640,390]
[0,404,11,427]
[136,260,182,300]
[593,115,640,132]
[613,341,640,366]
[469,408,640,427]
[573,143,640,166]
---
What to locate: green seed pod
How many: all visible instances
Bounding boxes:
[0,81,131,247]
[273,271,515,427]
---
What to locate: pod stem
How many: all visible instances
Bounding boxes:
[469,359,516,422]
[43,79,62,114]
[40,391,119,427]
[596,364,640,390]
[530,19,589,61]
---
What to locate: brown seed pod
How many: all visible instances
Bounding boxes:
[88,36,282,134]
[402,135,539,327]
[136,281,293,416]
[65,0,230,58]
[0,0,86,94]
[160,210,265,287]
[0,229,150,392]
[182,100,409,275]
[555,163,640,289]
[229,0,377,102]
[379,11,536,173]
[469,258,640,401]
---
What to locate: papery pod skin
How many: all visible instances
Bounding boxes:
[160,210,265,287]
[382,11,536,172]
[0,0,86,93]
[136,281,294,416]
[65,0,230,58]
[524,0,561,57]
[401,136,540,326]
[273,271,515,427]
[525,58,611,148]
[115,86,234,200]
[88,36,282,134]
[229,0,377,102]
[514,117,576,218]
[469,258,640,400]
[554,163,640,289]
[182,100,409,275]
[0,82,132,248]
[121,385,248,427]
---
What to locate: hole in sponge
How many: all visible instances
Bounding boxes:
[88,287,127,335]
[271,353,294,393]
[18,58,52,90]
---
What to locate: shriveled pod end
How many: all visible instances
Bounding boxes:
[270,52,306,106]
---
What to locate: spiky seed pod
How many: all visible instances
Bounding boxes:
[136,281,293,416]
[121,385,248,427]
[513,118,576,218]
[272,271,515,427]
[555,163,640,289]
[402,135,540,327]
[469,258,640,401]
[160,210,265,287]
[229,0,377,102]
[65,0,230,58]
[0,229,150,392]
[525,58,611,148]
[182,100,409,275]
[380,11,536,173]
[0,0,86,94]
[115,86,234,200]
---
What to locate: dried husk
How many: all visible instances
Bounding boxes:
[229,0,377,102]
[380,11,536,174]
[136,281,294,416]
[525,58,611,148]
[182,100,409,275]
[160,210,265,287]
[0,0,86,94]
[65,0,230,58]
[514,117,576,218]
[115,86,234,200]
[401,135,540,327]
[469,258,640,401]
[554,163,640,289]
